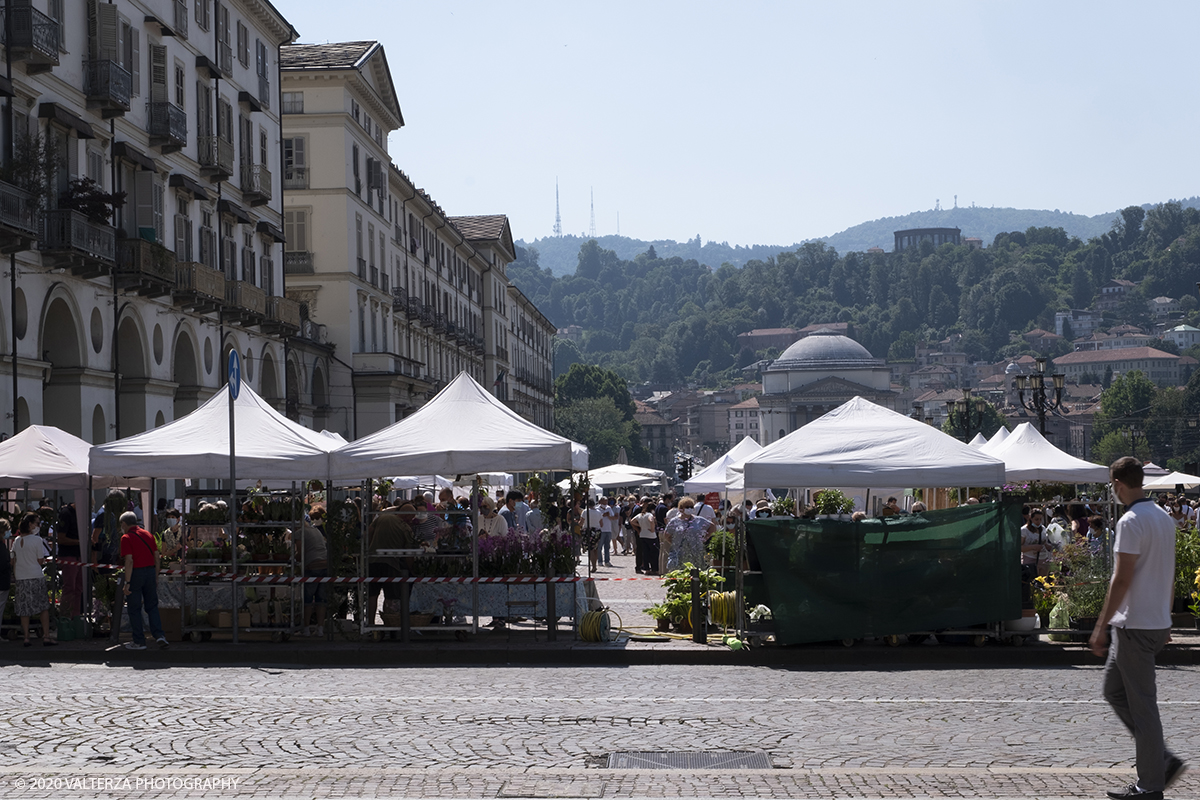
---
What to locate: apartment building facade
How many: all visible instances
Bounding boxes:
[0,0,298,443]
[280,41,553,437]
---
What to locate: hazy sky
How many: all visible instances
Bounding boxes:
[281,1,1199,246]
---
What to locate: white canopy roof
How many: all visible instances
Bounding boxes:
[987,422,1110,483]
[0,425,147,490]
[1144,470,1200,491]
[1142,461,1170,477]
[329,372,588,480]
[90,383,338,480]
[587,464,664,488]
[968,432,988,447]
[738,396,1006,489]
[685,436,763,493]
[979,426,1010,454]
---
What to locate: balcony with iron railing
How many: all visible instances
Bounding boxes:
[0,5,59,72]
[198,135,234,179]
[421,304,435,327]
[263,295,301,335]
[369,265,379,287]
[391,286,409,313]
[0,180,37,253]
[39,209,116,278]
[352,352,424,379]
[405,295,421,321]
[283,251,313,274]
[173,260,225,313]
[240,163,271,206]
[295,319,327,345]
[356,257,366,282]
[381,272,389,292]
[282,166,307,190]
[115,237,175,297]
[148,102,187,152]
[224,280,267,326]
[85,60,131,118]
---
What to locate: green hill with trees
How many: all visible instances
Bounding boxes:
[512,201,1200,392]
[517,199,1200,277]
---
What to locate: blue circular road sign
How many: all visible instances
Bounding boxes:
[228,349,242,399]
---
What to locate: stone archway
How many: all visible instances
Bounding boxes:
[41,296,84,436]
[311,366,328,431]
[91,404,106,444]
[172,328,201,420]
[117,315,149,437]
[260,350,279,406]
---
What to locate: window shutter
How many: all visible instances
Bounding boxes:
[129,27,140,96]
[293,137,305,168]
[90,1,120,61]
[150,43,168,102]
[153,182,165,244]
[175,216,189,260]
[134,171,155,238]
[256,39,267,77]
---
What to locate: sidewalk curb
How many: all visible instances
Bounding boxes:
[2,640,1197,669]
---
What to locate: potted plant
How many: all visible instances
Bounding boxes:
[643,604,673,633]
[812,489,853,519]
[1188,567,1200,631]
[770,495,796,517]
[706,527,736,567]
[660,563,725,632]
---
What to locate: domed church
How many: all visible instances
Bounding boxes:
[757,329,896,444]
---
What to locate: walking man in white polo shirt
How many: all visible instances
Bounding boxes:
[1091,457,1186,800]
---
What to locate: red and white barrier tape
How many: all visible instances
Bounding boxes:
[53,560,663,583]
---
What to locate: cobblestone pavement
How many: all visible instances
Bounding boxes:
[1,661,1198,798]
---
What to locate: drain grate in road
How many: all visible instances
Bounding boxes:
[607,751,772,770]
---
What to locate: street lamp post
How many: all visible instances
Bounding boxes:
[1014,356,1065,437]
[945,388,987,442]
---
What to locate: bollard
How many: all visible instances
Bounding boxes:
[691,567,706,643]
[546,567,557,642]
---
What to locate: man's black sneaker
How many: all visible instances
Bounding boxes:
[1165,756,1187,789]
[1106,783,1163,800]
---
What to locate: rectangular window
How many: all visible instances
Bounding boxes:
[87,150,104,183]
[282,136,306,187]
[283,209,307,252]
[282,91,303,114]
[368,223,375,268]
[236,21,248,67]
[352,144,360,196]
[195,0,210,31]
[174,61,186,107]
[355,213,363,258]
[47,0,63,49]
[351,98,360,124]
[259,128,268,168]
[121,20,140,96]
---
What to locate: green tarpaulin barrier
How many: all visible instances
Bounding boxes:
[748,501,1022,645]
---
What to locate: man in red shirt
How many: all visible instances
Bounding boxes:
[119,512,168,650]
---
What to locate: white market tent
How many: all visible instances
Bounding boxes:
[90,383,339,481]
[738,396,1007,489]
[978,426,1010,454]
[0,425,146,491]
[968,432,988,447]
[987,422,1110,484]
[1144,470,1200,491]
[1142,461,1170,477]
[586,464,664,489]
[329,372,588,480]
[685,436,763,494]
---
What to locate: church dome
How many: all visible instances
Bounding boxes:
[768,329,881,371]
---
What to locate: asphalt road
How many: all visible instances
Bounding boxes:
[0,661,1197,798]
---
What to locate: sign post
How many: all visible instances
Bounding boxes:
[228,350,241,645]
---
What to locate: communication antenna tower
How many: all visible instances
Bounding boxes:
[553,179,562,237]
[589,188,596,238]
